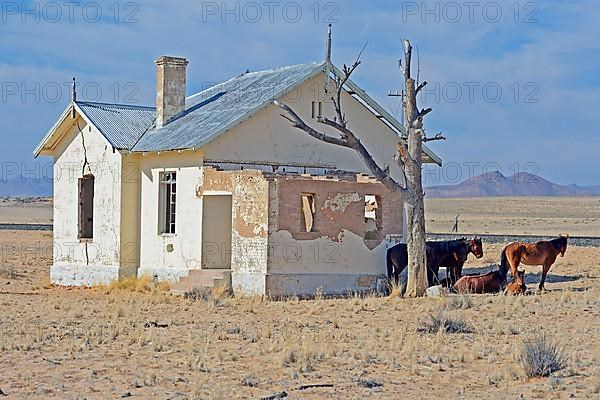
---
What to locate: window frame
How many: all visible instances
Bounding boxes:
[158,171,177,235]
[301,193,316,233]
[77,174,95,241]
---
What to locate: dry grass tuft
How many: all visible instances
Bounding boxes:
[105,275,153,293]
[212,284,233,301]
[387,280,403,298]
[446,294,473,310]
[95,275,171,294]
[184,284,232,304]
[521,334,567,378]
[418,312,473,334]
[184,287,212,302]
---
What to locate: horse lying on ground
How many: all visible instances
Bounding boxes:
[504,269,527,295]
[386,237,483,288]
[453,268,507,294]
[500,235,569,290]
[453,268,525,295]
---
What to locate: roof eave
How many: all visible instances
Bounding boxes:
[33,103,75,158]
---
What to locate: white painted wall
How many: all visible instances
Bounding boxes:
[50,115,124,286]
[136,150,204,281]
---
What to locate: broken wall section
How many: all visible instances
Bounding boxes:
[266,174,403,297]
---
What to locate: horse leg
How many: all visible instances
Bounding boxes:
[508,251,521,282]
[447,265,458,287]
[539,262,553,291]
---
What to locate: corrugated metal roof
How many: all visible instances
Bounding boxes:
[75,102,156,150]
[34,61,441,165]
[131,62,325,152]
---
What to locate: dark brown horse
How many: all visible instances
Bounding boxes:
[438,237,484,287]
[500,235,568,290]
[386,237,483,287]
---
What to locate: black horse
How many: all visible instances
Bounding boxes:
[386,237,483,288]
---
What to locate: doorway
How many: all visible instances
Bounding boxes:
[201,195,233,269]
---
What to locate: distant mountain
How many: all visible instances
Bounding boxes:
[0,176,52,197]
[426,171,600,198]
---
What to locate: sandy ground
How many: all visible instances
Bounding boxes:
[1,229,600,399]
[425,197,600,236]
[0,198,52,224]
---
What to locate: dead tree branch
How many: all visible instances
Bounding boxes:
[416,81,428,94]
[274,101,350,147]
[423,132,446,142]
[276,44,404,194]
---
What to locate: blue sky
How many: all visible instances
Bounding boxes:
[1,0,599,186]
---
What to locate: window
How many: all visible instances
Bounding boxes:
[159,172,176,234]
[301,193,316,232]
[311,101,323,119]
[364,195,382,239]
[78,174,94,239]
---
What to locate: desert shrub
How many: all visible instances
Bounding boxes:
[240,375,260,387]
[446,295,473,310]
[184,287,212,302]
[521,334,567,378]
[358,377,383,388]
[184,285,232,303]
[418,312,473,334]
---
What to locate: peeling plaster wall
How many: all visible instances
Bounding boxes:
[203,73,406,186]
[265,176,403,297]
[51,116,124,286]
[199,168,269,294]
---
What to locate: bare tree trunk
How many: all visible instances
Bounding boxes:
[402,50,432,297]
[403,127,428,297]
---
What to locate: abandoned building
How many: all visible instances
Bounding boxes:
[33,55,442,296]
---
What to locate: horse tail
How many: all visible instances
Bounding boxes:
[386,247,394,281]
[499,248,508,283]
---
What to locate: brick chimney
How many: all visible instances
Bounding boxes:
[154,56,189,128]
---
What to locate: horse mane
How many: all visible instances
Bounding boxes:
[549,236,567,251]
[428,239,466,253]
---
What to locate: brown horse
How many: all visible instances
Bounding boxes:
[504,269,526,295]
[453,269,506,294]
[500,235,568,290]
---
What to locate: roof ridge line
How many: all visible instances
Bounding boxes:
[76,100,155,110]
[185,61,325,102]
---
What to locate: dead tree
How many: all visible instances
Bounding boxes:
[276,35,444,297]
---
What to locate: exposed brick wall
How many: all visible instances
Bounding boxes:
[269,175,403,248]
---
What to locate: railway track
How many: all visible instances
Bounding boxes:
[428,233,600,248]
[0,223,52,231]
[1,224,598,247]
